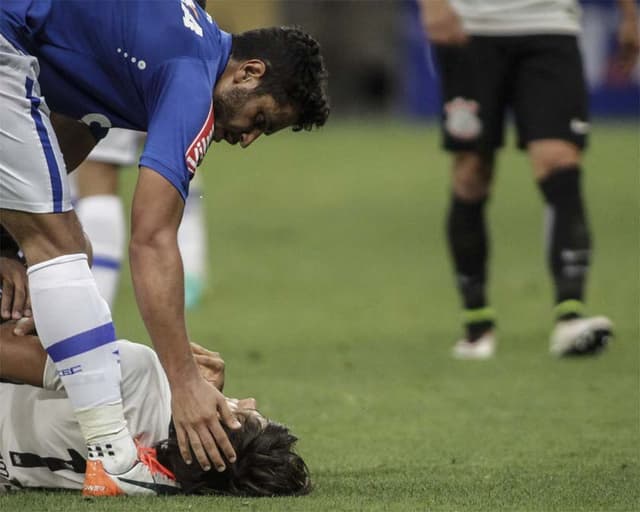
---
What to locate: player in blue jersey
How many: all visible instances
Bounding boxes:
[0,0,329,496]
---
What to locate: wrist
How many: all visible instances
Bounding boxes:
[164,353,199,384]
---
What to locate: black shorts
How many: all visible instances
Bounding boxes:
[434,35,589,154]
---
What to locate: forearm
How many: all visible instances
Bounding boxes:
[129,234,197,384]
[0,322,46,386]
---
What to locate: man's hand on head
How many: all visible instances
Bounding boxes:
[170,371,241,472]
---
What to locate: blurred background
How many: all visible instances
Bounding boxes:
[210,0,640,120]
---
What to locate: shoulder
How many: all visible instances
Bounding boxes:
[117,339,157,362]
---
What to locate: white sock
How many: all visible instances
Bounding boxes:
[78,404,137,474]
[75,195,125,308]
[179,175,208,307]
[28,254,135,471]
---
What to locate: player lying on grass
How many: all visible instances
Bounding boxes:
[0,322,310,496]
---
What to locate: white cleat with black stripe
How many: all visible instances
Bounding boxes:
[550,316,613,357]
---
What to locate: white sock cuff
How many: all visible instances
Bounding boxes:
[75,401,129,445]
[28,253,89,276]
[76,194,122,208]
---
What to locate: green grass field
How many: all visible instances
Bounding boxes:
[2,121,638,511]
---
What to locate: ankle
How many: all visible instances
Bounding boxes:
[87,431,137,474]
[466,321,494,342]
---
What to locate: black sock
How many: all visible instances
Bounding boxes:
[447,195,494,339]
[539,166,590,320]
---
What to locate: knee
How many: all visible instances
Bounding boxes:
[1,210,89,266]
[529,140,581,180]
[451,152,494,201]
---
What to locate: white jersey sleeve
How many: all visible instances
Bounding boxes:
[0,340,171,491]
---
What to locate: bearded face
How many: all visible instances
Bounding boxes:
[211,86,296,148]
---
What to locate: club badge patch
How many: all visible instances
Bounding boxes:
[570,118,589,135]
[444,97,482,140]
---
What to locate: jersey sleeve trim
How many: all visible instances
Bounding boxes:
[185,101,215,175]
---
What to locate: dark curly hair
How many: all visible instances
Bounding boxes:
[231,26,330,132]
[157,415,311,496]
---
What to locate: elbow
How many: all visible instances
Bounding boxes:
[129,224,177,261]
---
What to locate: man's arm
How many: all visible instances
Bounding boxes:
[130,167,239,472]
[616,0,640,76]
[417,0,468,45]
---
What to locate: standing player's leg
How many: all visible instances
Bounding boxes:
[0,34,158,495]
[434,38,507,359]
[179,172,209,309]
[73,161,125,308]
[71,129,138,307]
[447,152,496,359]
[514,35,613,356]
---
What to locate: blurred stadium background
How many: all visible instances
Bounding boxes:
[2,1,637,510]
[213,0,640,119]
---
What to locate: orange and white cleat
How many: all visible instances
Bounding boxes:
[82,443,179,496]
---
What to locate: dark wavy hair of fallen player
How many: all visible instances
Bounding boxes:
[156,415,311,496]
[231,26,330,132]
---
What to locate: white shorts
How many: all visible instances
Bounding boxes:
[0,34,72,213]
[88,128,144,167]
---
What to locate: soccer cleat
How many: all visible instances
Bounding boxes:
[82,444,179,496]
[549,316,613,357]
[452,331,496,360]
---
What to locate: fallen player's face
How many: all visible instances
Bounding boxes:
[226,397,268,428]
[212,88,296,148]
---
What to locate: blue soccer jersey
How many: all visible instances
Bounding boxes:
[1,0,231,199]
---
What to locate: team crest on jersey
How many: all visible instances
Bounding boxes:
[444,97,482,141]
[185,103,215,174]
[570,118,589,135]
